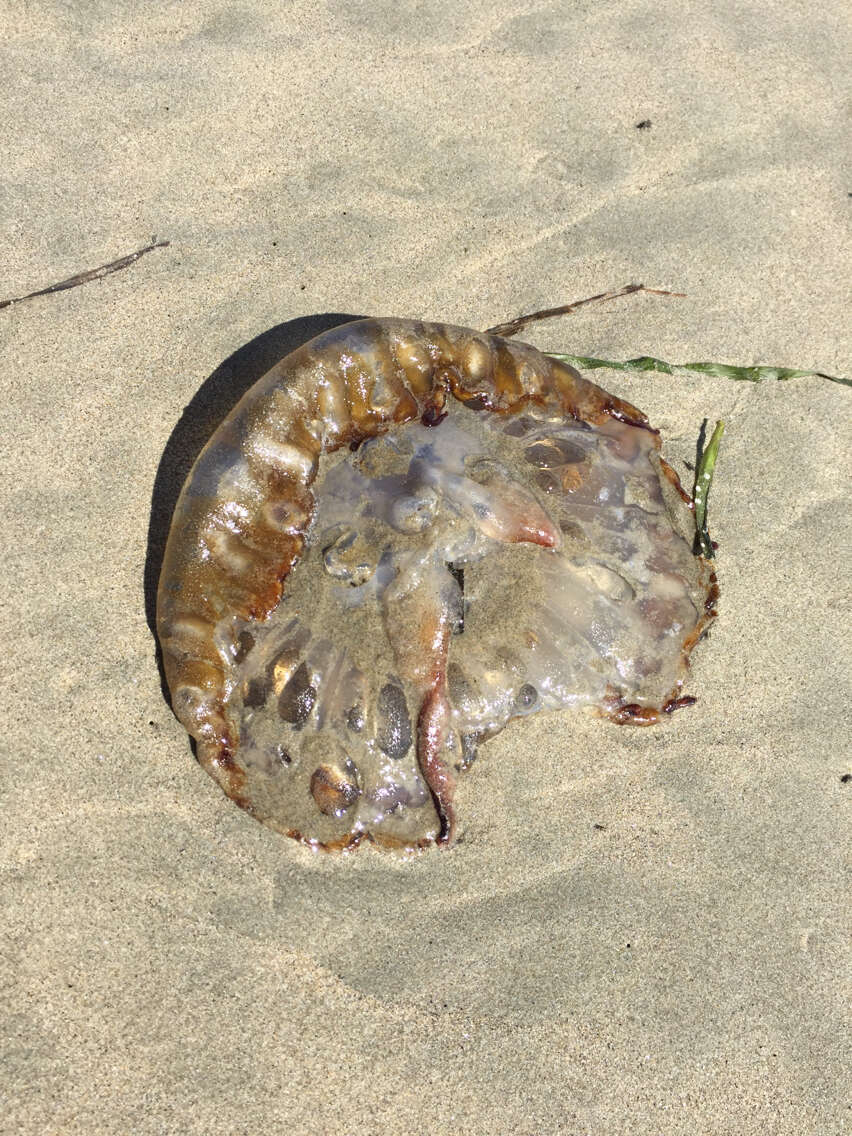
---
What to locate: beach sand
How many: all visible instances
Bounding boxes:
[1,2,849,1132]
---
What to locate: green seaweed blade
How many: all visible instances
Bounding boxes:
[693,421,725,559]
[547,353,851,388]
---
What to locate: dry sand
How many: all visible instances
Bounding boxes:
[2,2,849,1133]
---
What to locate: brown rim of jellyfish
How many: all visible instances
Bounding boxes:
[159,319,717,852]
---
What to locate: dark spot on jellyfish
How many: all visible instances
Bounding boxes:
[536,470,559,494]
[346,704,365,733]
[554,438,586,463]
[525,438,586,468]
[841,773,852,784]
[278,662,316,727]
[421,405,448,427]
[636,119,652,129]
[233,630,255,664]
[274,745,293,767]
[503,416,534,437]
[310,763,360,816]
[515,683,538,710]
[524,442,563,468]
[376,683,412,759]
[593,822,607,830]
[460,733,480,770]
[447,662,475,710]
[244,677,269,709]
[447,563,465,633]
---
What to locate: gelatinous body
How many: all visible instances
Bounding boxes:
[157,319,717,850]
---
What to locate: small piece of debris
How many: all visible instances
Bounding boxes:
[0,240,170,311]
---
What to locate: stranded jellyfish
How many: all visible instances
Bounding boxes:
[157,318,717,850]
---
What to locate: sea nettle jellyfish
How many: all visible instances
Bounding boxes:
[157,317,717,850]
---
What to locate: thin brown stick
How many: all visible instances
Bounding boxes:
[0,239,170,311]
[484,283,685,338]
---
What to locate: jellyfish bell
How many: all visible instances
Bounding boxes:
[157,319,717,850]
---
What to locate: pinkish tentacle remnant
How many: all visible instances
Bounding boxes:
[158,318,717,850]
[417,679,454,844]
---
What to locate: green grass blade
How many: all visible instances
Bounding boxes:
[694,421,725,559]
[547,353,851,388]
[548,353,675,375]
